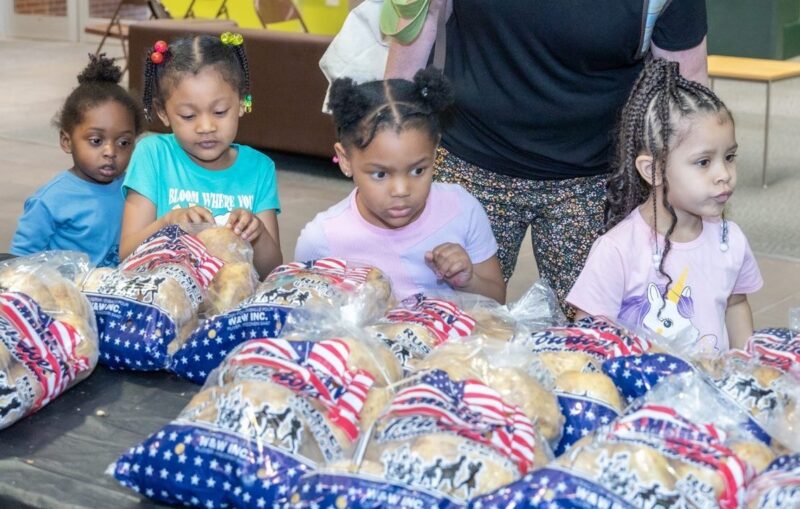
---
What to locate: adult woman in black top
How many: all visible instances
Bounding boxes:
[385,0,708,315]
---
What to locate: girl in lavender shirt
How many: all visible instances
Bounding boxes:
[568,59,762,352]
[295,69,505,303]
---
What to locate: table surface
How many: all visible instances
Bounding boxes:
[708,55,800,81]
[0,366,198,509]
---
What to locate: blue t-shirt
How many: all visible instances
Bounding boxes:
[10,171,123,267]
[123,134,280,224]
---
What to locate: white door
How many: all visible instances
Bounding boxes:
[2,0,80,41]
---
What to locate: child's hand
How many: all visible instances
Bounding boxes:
[226,208,266,242]
[162,206,214,225]
[425,243,473,289]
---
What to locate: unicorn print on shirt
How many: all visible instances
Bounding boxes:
[619,268,719,352]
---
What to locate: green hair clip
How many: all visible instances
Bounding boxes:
[243,94,253,113]
[220,31,244,46]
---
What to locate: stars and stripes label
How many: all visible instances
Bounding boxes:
[378,370,537,475]
[223,338,376,443]
[552,393,620,456]
[87,292,175,371]
[0,291,92,425]
[121,225,223,290]
[607,404,750,509]
[113,422,312,509]
[266,258,374,293]
[746,454,800,509]
[169,304,291,384]
[376,294,477,355]
[523,316,651,362]
[470,467,636,509]
[746,327,800,374]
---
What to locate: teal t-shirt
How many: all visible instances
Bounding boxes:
[123,134,280,224]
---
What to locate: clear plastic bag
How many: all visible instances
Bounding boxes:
[506,279,567,332]
[365,293,479,371]
[253,258,394,326]
[290,369,546,507]
[170,256,397,387]
[474,372,755,509]
[112,335,388,507]
[0,251,98,429]
[410,336,563,450]
[80,225,221,370]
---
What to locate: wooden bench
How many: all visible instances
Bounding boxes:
[708,55,800,188]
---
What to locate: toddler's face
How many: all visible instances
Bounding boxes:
[157,66,244,170]
[665,111,738,220]
[338,128,437,229]
[60,100,136,184]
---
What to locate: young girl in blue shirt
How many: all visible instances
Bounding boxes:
[11,54,143,266]
[121,33,282,278]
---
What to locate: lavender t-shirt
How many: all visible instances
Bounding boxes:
[567,209,762,352]
[295,183,498,300]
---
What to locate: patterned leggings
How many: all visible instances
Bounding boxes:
[434,147,607,316]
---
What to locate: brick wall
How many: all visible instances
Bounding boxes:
[13,0,67,16]
[13,0,150,20]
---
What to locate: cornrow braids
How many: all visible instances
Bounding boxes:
[605,58,730,314]
[57,53,144,135]
[141,34,251,123]
[329,67,454,150]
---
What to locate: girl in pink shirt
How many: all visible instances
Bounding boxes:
[568,59,762,351]
[295,69,505,303]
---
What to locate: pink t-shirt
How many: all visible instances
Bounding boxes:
[567,209,762,352]
[294,183,498,300]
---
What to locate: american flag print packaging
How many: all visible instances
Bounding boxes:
[746,454,800,508]
[474,372,755,509]
[254,258,393,325]
[113,336,384,507]
[291,369,543,506]
[366,294,478,371]
[79,225,229,371]
[0,252,98,429]
[412,337,563,448]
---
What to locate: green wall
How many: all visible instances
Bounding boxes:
[707,0,800,59]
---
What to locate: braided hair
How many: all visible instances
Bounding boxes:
[142,35,251,122]
[328,67,454,150]
[606,58,729,298]
[56,53,144,135]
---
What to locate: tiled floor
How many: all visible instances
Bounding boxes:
[1,37,798,329]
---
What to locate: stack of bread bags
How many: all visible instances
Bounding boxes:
[112,312,403,508]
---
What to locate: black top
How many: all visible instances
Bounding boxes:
[440,0,707,180]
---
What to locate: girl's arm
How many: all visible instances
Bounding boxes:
[384,0,452,79]
[250,210,282,279]
[119,191,214,260]
[726,293,754,350]
[465,255,506,304]
[425,244,506,303]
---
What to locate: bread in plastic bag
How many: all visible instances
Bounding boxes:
[289,369,545,507]
[0,252,98,429]
[474,372,754,509]
[366,293,477,370]
[112,335,384,506]
[192,225,259,316]
[411,337,563,447]
[254,258,393,324]
[745,454,800,508]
